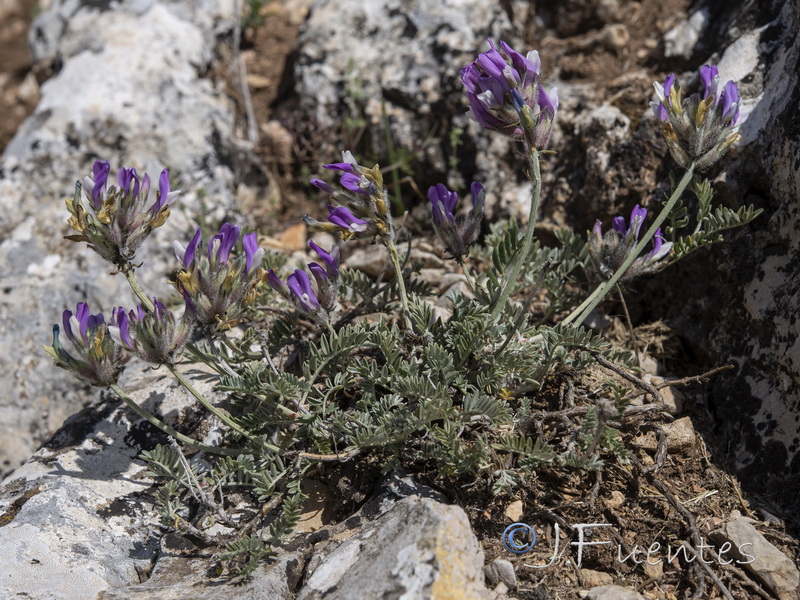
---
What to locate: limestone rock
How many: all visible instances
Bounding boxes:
[0,0,239,475]
[297,496,492,600]
[0,368,211,600]
[583,585,645,600]
[711,515,800,600]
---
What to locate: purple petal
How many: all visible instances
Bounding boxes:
[720,81,739,122]
[538,85,558,119]
[309,240,340,278]
[328,206,368,232]
[267,269,288,295]
[323,162,355,172]
[629,205,647,239]
[117,167,140,199]
[184,227,201,269]
[663,74,675,104]
[91,160,110,209]
[243,232,258,273]
[62,309,75,341]
[339,172,370,195]
[308,262,328,288]
[287,269,320,312]
[699,64,719,100]
[150,168,170,213]
[310,178,337,195]
[612,216,627,234]
[76,302,90,342]
[113,307,134,348]
[209,223,240,263]
[428,184,458,226]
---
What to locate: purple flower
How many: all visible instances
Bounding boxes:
[149,169,177,214]
[287,269,320,313]
[645,228,673,263]
[173,226,202,270]
[461,39,557,149]
[110,306,135,349]
[328,206,368,233]
[428,183,459,226]
[176,223,266,329]
[339,172,371,195]
[68,160,180,265]
[650,64,744,170]
[117,167,141,200]
[91,160,110,209]
[267,269,288,295]
[121,297,194,365]
[208,222,240,264]
[310,178,337,195]
[589,206,672,282]
[243,232,264,274]
[427,182,485,259]
[309,240,340,280]
[45,301,131,386]
[699,64,719,100]
[720,81,740,124]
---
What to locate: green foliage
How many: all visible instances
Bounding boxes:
[666,175,763,260]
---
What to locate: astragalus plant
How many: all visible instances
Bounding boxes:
[46,42,761,576]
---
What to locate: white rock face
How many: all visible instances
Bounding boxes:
[0,0,238,475]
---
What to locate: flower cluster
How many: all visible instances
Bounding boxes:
[111,298,194,365]
[428,182,485,260]
[588,205,673,282]
[65,160,179,264]
[174,223,265,329]
[267,240,340,323]
[461,39,558,149]
[44,302,132,386]
[651,65,743,170]
[306,151,393,241]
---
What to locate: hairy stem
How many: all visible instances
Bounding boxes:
[166,363,278,450]
[563,163,696,327]
[110,384,243,456]
[491,148,541,320]
[386,239,410,314]
[121,262,154,312]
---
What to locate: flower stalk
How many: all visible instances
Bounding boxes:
[564,163,696,326]
[490,147,541,320]
[110,384,244,456]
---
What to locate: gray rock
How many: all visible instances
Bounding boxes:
[98,549,306,600]
[663,9,709,59]
[711,515,800,600]
[0,0,240,475]
[297,495,492,600]
[677,0,800,501]
[0,367,212,599]
[583,585,645,600]
[484,558,517,590]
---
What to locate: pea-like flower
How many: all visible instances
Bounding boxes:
[267,241,341,322]
[588,205,673,282]
[174,223,265,329]
[113,298,194,365]
[651,65,743,170]
[461,39,558,149]
[65,160,179,265]
[428,182,485,260]
[44,302,132,386]
[306,151,391,241]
